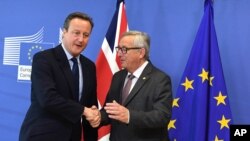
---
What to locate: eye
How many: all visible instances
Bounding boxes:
[82,33,90,38]
[72,31,80,36]
[121,47,127,52]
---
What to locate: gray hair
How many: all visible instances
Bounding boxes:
[121,30,150,60]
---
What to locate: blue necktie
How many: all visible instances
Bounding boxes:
[71,58,79,102]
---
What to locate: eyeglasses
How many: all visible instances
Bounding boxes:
[115,46,141,54]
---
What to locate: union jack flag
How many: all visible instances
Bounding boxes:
[95,0,128,140]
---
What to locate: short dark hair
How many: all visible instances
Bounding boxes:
[63,12,94,31]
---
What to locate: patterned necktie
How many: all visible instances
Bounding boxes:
[71,57,79,102]
[122,74,135,104]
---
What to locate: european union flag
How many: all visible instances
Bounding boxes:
[19,42,54,65]
[168,0,233,141]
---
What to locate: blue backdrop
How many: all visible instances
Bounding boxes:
[0,0,249,140]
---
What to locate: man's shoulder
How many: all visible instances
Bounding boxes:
[111,69,127,80]
[147,63,171,80]
[33,45,60,61]
[80,55,95,66]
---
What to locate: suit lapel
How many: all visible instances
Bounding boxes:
[123,63,153,105]
[54,45,75,98]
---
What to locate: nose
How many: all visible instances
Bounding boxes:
[78,33,89,41]
[77,34,85,41]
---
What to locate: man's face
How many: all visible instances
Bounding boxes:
[62,18,92,57]
[117,36,143,72]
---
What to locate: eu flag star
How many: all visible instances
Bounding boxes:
[172,98,180,108]
[198,68,209,83]
[181,77,194,92]
[217,115,231,129]
[214,91,227,106]
[209,76,214,86]
[214,135,223,141]
[168,119,176,130]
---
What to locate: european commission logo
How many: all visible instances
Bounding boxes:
[3,27,54,82]
[18,42,53,81]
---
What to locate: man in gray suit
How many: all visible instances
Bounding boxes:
[91,31,173,141]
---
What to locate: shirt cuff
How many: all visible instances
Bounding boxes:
[127,109,130,124]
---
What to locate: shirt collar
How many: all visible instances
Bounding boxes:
[61,43,80,61]
[128,61,149,78]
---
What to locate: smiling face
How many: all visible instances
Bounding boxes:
[62,18,92,57]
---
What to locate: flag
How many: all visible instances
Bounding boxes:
[168,0,233,141]
[95,0,128,140]
[19,43,53,65]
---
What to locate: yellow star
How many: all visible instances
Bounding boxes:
[172,98,180,108]
[214,135,223,141]
[168,119,176,130]
[198,68,209,83]
[217,115,231,129]
[214,91,227,106]
[181,77,194,92]
[209,76,214,86]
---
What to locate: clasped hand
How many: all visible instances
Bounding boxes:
[83,106,100,128]
[84,101,129,128]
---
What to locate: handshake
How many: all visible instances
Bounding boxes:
[83,100,130,128]
[83,105,101,128]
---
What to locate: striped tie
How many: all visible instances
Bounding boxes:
[122,74,135,104]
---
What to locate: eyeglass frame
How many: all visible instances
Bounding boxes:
[115,46,142,54]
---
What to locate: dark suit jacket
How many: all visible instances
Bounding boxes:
[100,62,173,141]
[19,45,98,141]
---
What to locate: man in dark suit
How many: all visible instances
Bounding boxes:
[90,31,173,141]
[19,12,98,141]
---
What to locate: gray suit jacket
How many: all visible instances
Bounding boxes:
[101,62,173,141]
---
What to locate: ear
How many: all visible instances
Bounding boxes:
[63,28,67,34]
[62,29,67,38]
[139,48,146,58]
